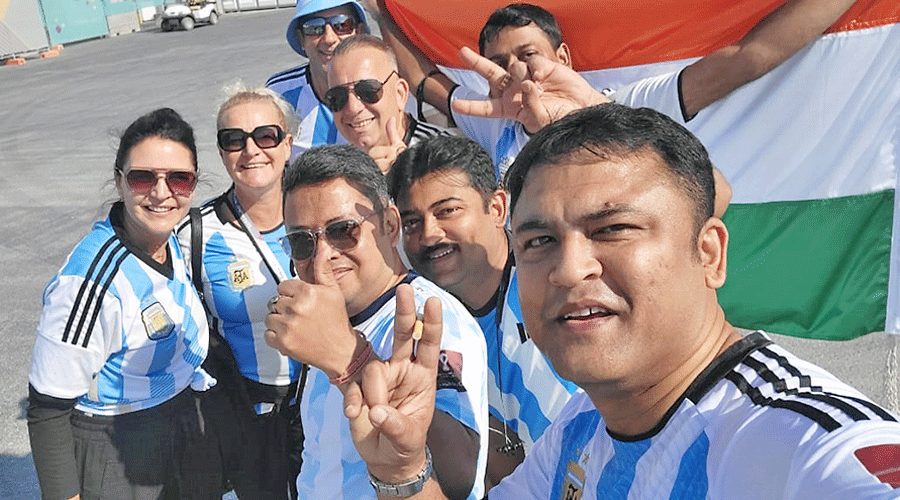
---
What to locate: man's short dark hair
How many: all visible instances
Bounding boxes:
[284,144,390,216]
[478,3,563,55]
[388,136,498,211]
[505,104,715,234]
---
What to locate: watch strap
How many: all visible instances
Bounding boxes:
[367,446,433,497]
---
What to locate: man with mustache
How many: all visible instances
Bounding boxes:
[308,104,900,499]
[387,135,579,489]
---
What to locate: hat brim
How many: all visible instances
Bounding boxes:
[286,1,369,57]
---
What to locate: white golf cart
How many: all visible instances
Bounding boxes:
[160,0,220,31]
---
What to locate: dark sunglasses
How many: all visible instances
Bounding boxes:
[217,124,285,152]
[120,169,197,196]
[299,14,356,37]
[280,212,379,261]
[324,70,397,112]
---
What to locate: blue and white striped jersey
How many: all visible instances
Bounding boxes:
[474,264,579,452]
[297,273,488,499]
[490,332,900,500]
[30,203,210,416]
[450,86,527,181]
[266,64,348,159]
[176,194,302,387]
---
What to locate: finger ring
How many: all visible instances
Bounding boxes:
[267,295,281,314]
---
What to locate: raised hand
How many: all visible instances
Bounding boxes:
[452,47,527,123]
[452,47,611,133]
[367,116,407,174]
[343,284,444,483]
[264,239,361,378]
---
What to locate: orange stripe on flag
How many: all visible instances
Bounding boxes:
[385,0,900,70]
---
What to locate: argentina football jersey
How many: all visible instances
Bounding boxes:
[31,207,209,416]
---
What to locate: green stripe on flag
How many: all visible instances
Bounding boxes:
[719,190,893,340]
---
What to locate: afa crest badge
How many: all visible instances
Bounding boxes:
[141,302,175,340]
[561,451,586,500]
[228,260,253,291]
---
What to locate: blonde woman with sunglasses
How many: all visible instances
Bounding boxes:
[27,108,220,500]
[176,85,302,499]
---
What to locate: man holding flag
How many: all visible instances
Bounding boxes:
[368,0,900,353]
[362,0,857,178]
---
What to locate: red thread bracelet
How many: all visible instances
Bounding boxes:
[331,338,376,386]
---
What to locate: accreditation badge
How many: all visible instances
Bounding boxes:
[436,350,465,391]
[228,260,253,291]
[142,302,175,340]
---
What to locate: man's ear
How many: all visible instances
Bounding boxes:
[698,217,728,289]
[396,77,410,112]
[556,42,572,68]
[489,189,509,228]
[382,204,402,245]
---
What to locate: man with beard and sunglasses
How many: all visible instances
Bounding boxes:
[266,0,369,158]
[263,144,489,499]
[326,35,455,174]
[387,135,580,490]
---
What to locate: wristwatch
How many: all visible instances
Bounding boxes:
[367,446,433,497]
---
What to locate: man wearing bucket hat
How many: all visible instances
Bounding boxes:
[266,0,369,158]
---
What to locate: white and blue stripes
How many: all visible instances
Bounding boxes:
[30,206,209,416]
[176,196,303,387]
[476,266,579,451]
[490,332,900,499]
[450,86,530,181]
[266,64,348,159]
[297,274,488,499]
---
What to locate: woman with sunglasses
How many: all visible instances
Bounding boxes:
[176,85,302,500]
[27,108,219,499]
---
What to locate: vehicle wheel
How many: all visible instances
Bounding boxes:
[181,16,195,30]
[208,11,218,25]
[161,20,174,31]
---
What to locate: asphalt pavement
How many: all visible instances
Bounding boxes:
[0,8,298,497]
[0,7,897,498]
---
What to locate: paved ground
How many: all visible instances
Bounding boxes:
[0,9,297,497]
[0,7,897,498]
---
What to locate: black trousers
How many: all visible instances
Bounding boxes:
[71,389,222,500]
[198,378,303,500]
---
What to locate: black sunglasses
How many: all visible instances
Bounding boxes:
[120,169,197,196]
[280,212,379,261]
[324,70,397,113]
[217,124,285,152]
[299,14,357,37]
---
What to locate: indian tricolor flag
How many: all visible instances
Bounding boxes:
[385,0,900,341]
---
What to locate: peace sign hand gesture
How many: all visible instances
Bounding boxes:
[343,284,443,485]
